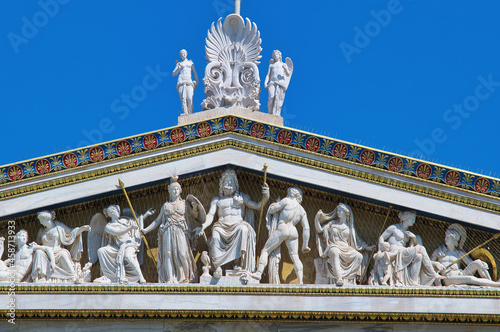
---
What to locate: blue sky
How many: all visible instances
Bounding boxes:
[1,1,500,177]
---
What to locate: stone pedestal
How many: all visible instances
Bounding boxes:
[178,106,284,126]
[199,269,260,285]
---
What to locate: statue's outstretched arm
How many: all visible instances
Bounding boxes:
[244,184,270,210]
[142,207,162,234]
[105,223,134,237]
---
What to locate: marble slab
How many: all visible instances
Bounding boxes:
[178,106,284,126]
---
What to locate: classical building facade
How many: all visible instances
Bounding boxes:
[1,9,499,331]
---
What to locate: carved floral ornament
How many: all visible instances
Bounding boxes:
[202,14,262,111]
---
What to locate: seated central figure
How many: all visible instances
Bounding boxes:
[195,170,269,277]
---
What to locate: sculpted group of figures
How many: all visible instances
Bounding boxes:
[1,170,499,288]
[173,49,293,116]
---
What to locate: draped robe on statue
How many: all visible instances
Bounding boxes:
[210,193,256,272]
[97,218,143,283]
[32,221,84,282]
[156,200,197,283]
[315,211,369,285]
[393,245,438,286]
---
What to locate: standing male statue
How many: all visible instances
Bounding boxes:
[173,49,199,114]
[255,187,310,284]
[264,50,293,116]
[195,170,269,278]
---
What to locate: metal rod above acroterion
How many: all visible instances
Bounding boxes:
[235,0,241,15]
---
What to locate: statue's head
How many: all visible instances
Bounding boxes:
[168,174,182,198]
[445,230,460,248]
[398,210,417,227]
[446,223,466,249]
[336,202,352,220]
[287,187,303,204]
[219,170,239,196]
[272,50,282,61]
[14,229,28,246]
[37,210,55,227]
[104,205,121,219]
[180,49,187,60]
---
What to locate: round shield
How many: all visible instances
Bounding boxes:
[471,248,497,281]
[186,194,206,226]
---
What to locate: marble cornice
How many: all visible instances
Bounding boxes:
[2,114,499,202]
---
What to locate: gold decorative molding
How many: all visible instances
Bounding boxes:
[2,284,499,298]
[1,309,499,324]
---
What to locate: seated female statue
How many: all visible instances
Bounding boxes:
[314,203,374,286]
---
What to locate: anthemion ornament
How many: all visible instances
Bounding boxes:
[202,14,262,111]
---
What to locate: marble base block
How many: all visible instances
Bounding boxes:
[178,106,284,126]
[199,269,260,285]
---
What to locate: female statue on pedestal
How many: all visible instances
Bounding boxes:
[314,203,374,286]
[31,211,90,283]
[265,50,293,116]
[173,49,199,114]
[369,211,442,286]
[432,223,500,287]
[142,175,204,284]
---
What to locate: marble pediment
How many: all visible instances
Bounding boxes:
[1,112,500,326]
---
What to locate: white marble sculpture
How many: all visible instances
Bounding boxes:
[173,49,199,114]
[142,175,204,284]
[0,230,33,282]
[201,14,262,111]
[372,241,396,286]
[195,170,269,278]
[369,211,442,287]
[30,211,90,283]
[0,236,6,277]
[255,187,310,284]
[201,251,211,277]
[314,203,374,286]
[88,205,153,284]
[431,223,500,287]
[264,50,293,116]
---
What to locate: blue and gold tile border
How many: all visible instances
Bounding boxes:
[1,114,500,199]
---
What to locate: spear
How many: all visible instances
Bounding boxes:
[255,164,268,253]
[360,205,392,282]
[118,179,158,269]
[445,232,500,270]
